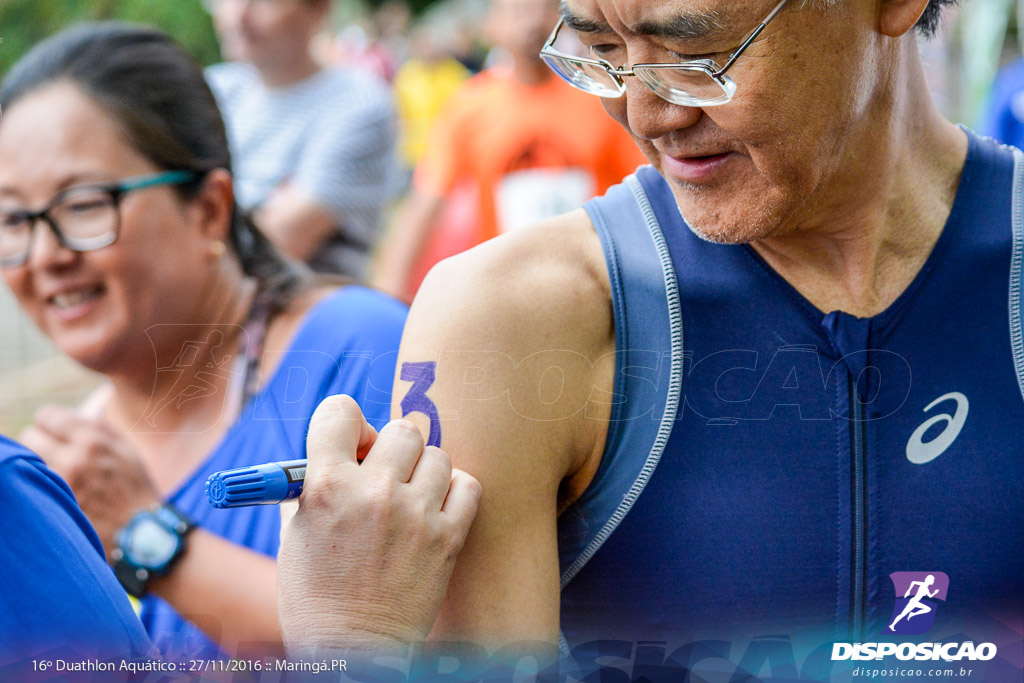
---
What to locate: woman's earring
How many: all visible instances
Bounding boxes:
[208,240,227,258]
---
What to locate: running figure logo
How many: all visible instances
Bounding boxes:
[885,571,950,635]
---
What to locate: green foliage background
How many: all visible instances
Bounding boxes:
[0,0,439,78]
[368,0,434,12]
[0,0,222,75]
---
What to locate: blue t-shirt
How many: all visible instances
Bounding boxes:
[0,436,154,671]
[140,286,407,660]
[981,56,1024,150]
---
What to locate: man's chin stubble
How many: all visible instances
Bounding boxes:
[674,188,785,246]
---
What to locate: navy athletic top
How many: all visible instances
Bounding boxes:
[559,131,1024,668]
[0,436,154,671]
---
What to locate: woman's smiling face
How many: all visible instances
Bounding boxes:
[0,82,213,372]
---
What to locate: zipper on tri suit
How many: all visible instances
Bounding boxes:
[849,378,867,638]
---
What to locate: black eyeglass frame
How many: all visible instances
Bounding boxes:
[0,170,200,268]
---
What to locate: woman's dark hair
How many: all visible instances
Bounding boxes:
[0,21,309,311]
[917,0,958,37]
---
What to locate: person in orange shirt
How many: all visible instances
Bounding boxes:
[376,0,645,301]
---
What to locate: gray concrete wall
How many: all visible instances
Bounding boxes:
[0,286,98,435]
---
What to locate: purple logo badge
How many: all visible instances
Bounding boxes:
[884,571,949,635]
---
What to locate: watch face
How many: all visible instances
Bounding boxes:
[125,517,179,568]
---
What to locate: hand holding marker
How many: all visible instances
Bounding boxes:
[207,364,443,508]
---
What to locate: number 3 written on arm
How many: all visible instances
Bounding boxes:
[399,361,442,447]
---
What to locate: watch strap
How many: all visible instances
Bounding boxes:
[112,556,151,599]
[111,503,194,598]
[154,502,194,537]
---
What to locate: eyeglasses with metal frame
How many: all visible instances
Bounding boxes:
[0,170,199,268]
[540,0,791,107]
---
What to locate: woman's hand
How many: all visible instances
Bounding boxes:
[20,404,161,558]
[278,395,482,654]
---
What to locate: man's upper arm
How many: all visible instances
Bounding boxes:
[256,185,337,261]
[392,215,613,648]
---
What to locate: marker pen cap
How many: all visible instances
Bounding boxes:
[205,459,307,508]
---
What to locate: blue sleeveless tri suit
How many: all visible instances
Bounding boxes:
[557,130,1024,677]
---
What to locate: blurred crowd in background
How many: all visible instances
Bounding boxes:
[1,0,1023,436]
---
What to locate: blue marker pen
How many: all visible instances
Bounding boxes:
[205,459,307,508]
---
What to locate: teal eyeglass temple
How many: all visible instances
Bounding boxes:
[0,169,199,267]
[115,170,199,193]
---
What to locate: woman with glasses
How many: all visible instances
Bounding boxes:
[0,23,406,660]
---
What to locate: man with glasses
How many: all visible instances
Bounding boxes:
[375,0,1023,668]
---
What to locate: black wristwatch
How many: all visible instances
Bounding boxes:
[111,503,194,598]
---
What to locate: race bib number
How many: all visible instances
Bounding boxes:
[495,168,595,233]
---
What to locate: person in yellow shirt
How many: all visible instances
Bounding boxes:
[394,23,471,171]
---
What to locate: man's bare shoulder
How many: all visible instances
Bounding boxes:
[401,207,615,510]
[410,208,612,357]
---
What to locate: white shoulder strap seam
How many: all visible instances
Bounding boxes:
[558,173,685,591]
[1009,149,1024,405]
